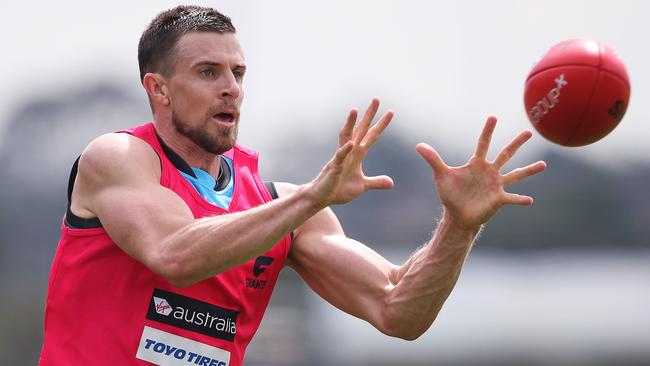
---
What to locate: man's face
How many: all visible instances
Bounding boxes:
[167,31,246,155]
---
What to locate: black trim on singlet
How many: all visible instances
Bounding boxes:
[65,156,103,229]
[155,134,231,191]
[263,181,294,241]
[264,181,279,200]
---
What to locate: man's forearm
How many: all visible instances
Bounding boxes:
[383,210,480,339]
[156,184,324,287]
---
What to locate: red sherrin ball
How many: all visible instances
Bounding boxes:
[524,39,630,146]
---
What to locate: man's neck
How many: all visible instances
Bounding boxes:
[154,123,222,178]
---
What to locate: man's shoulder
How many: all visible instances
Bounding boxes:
[77,132,160,186]
[83,132,154,162]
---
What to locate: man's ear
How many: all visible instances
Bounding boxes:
[142,73,171,107]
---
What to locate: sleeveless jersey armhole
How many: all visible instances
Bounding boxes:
[263,181,279,200]
[65,156,103,229]
[263,181,294,242]
[64,130,163,229]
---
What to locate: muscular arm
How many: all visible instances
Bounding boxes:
[282,182,477,340]
[73,133,325,288]
[72,99,393,288]
[283,116,546,340]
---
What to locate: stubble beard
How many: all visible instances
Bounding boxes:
[171,109,238,155]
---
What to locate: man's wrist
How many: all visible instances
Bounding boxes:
[439,209,483,238]
[296,183,330,212]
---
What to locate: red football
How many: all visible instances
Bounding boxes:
[524,39,630,146]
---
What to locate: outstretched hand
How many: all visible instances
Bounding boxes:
[417,116,547,230]
[309,98,394,207]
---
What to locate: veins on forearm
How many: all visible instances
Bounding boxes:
[385,216,479,325]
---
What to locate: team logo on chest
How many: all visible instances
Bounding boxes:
[245,256,274,290]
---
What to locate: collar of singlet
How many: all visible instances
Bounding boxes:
[155,133,231,191]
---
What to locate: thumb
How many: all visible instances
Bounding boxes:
[416,143,447,173]
[364,175,394,191]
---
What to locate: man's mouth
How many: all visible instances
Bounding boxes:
[213,112,236,124]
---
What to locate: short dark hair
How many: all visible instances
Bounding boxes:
[138,5,236,83]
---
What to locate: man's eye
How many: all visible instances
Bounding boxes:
[200,69,214,77]
[233,69,245,80]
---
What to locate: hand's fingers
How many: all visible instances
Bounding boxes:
[339,108,358,147]
[362,110,393,149]
[502,161,547,186]
[416,143,448,174]
[474,116,497,159]
[332,141,354,166]
[503,192,534,206]
[353,97,380,143]
[364,175,394,190]
[493,130,533,169]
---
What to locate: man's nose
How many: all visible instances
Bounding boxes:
[220,72,241,99]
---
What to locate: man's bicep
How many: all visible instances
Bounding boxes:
[277,183,397,329]
[74,133,194,269]
[273,182,348,264]
[93,183,194,264]
[275,182,394,278]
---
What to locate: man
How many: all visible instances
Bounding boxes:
[39,5,546,366]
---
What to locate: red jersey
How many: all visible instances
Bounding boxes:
[39,123,291,366]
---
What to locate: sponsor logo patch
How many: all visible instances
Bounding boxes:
[136,326,230,366]
[147,289,238,342]
[154,296,173,316]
